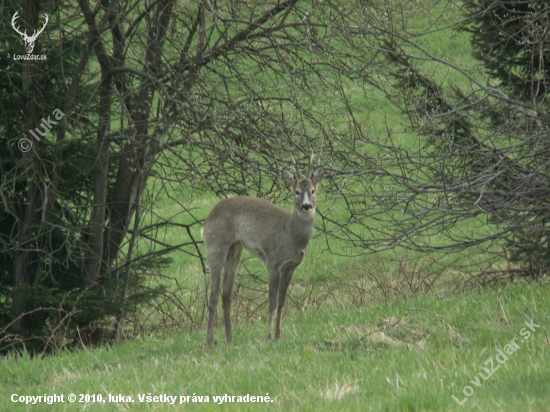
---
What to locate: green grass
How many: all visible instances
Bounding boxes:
[2,281,549,411]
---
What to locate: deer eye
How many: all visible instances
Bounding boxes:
[311,190,315,194]
[295,190,300,195]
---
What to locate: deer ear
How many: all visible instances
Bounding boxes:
[282,169,296,187]
[311,166,325,184]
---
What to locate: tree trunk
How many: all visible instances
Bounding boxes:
[11,0,43,334]
[102,0,175,273]
[77,0,114,286]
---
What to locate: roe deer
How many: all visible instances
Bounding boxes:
[202,154,325,345]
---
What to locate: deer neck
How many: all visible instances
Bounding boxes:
[290,209,315,246]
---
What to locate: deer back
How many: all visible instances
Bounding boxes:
[202,196,312,265]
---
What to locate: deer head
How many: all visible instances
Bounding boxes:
[285,153,325,216]
[12,11,49,54]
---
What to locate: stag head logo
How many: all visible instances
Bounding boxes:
[11,11,49,54]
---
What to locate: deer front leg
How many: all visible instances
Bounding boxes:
[275,267,296,340]
[266,267,281,341]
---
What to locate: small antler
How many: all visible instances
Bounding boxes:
[306,152,314,177]
[290,155,303,178]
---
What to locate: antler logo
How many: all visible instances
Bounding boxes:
[11,11,49,54]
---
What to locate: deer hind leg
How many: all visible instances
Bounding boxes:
[221,242,242,343]
[266,265,281,341]
[275,265,297,340]
[205,247,228,345]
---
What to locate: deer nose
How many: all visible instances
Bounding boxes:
[302,203,313,211]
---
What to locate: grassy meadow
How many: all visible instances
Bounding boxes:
[2,281,549,411]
